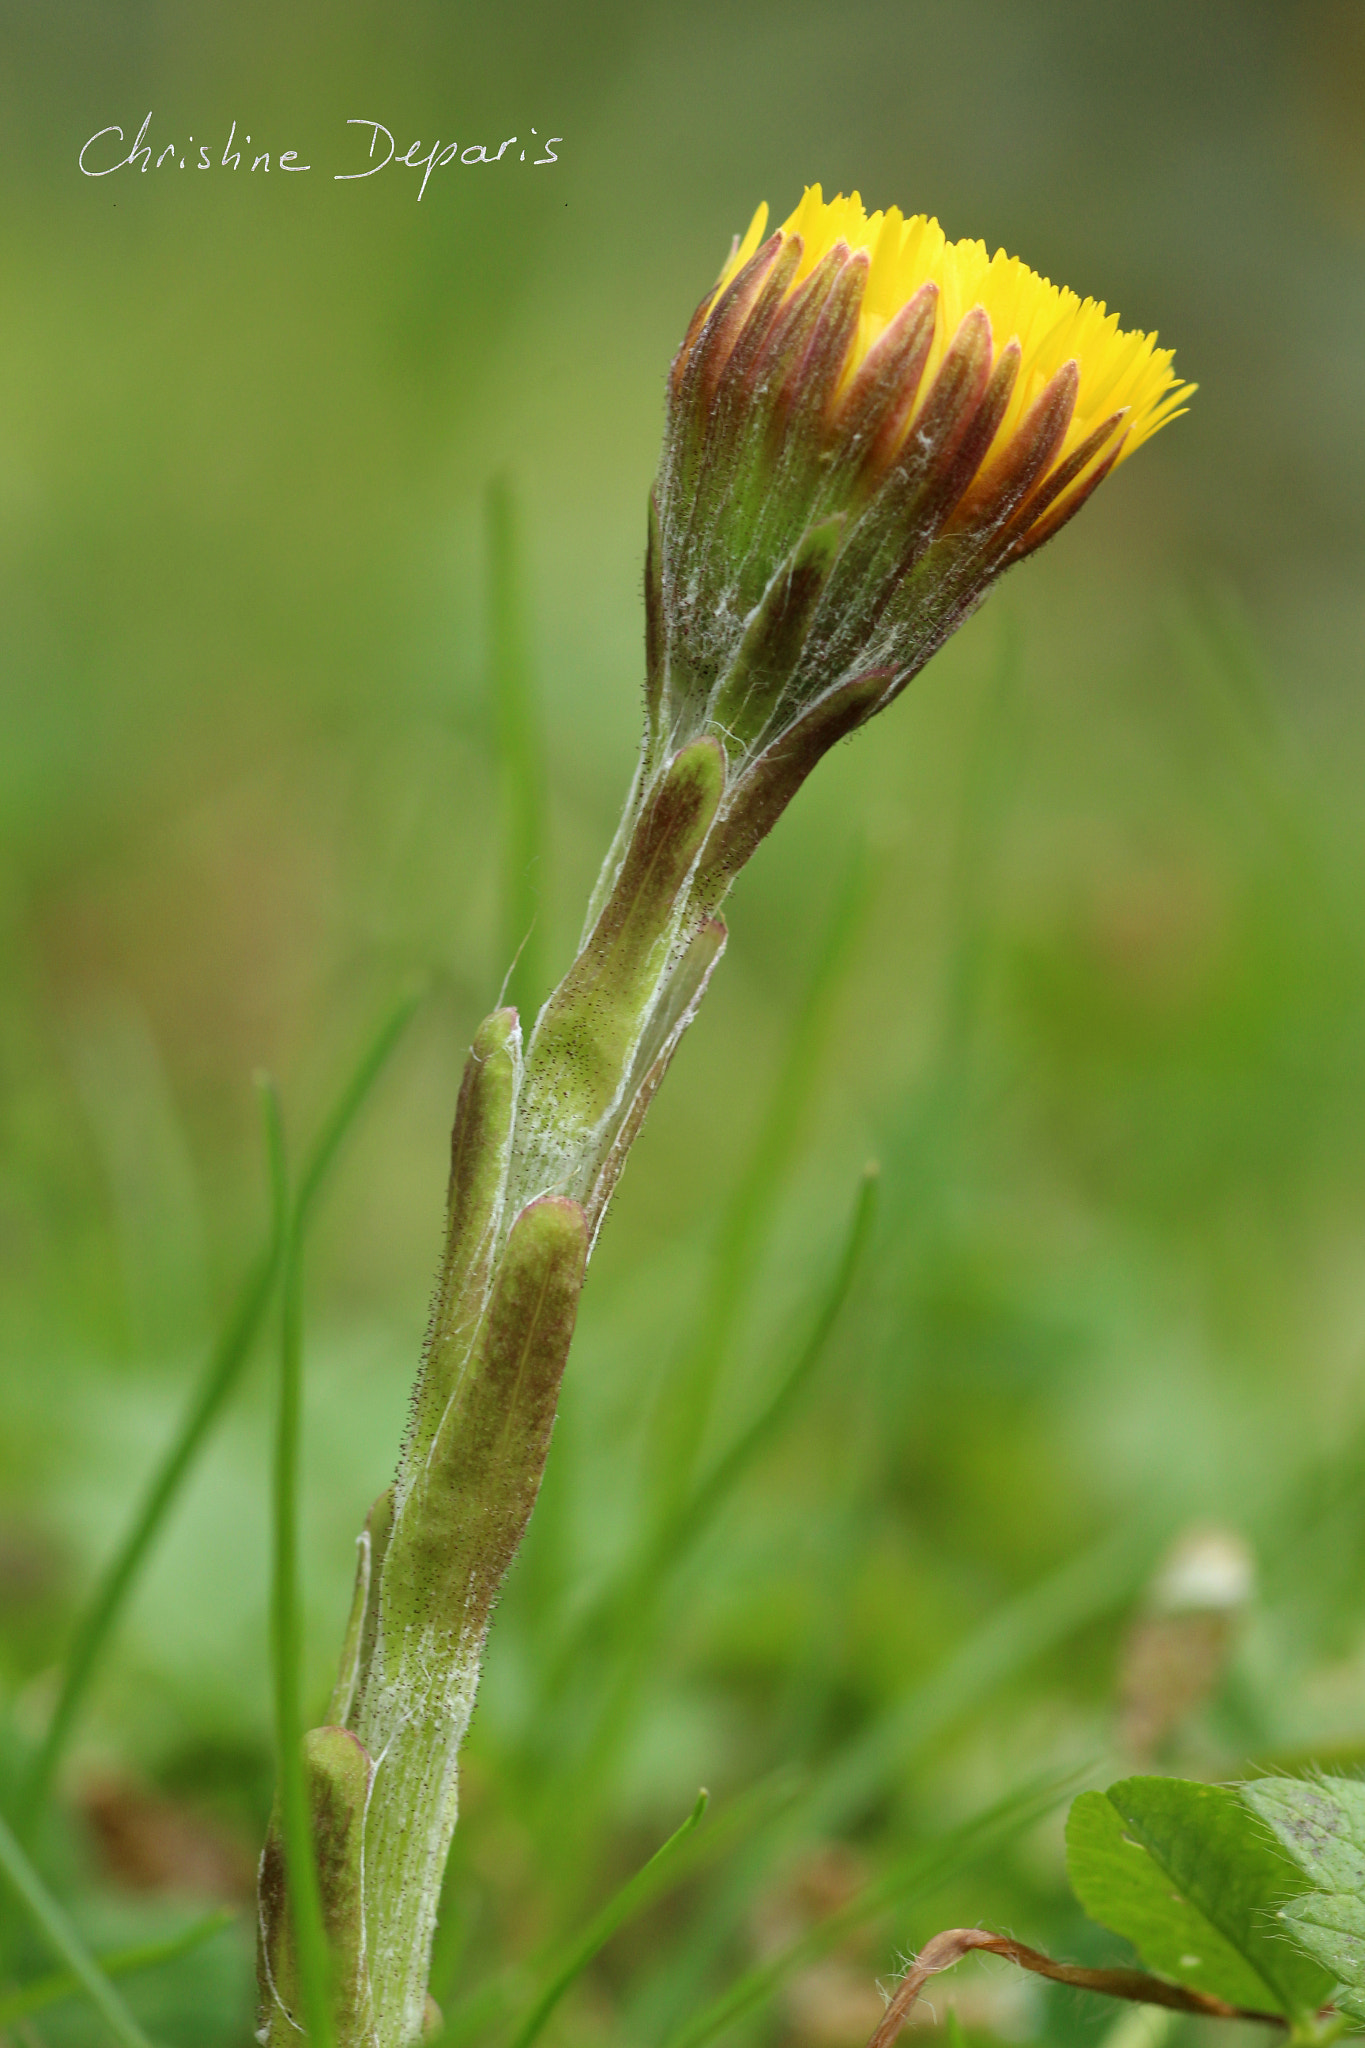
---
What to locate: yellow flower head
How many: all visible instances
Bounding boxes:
[711,187,1192,497]
[647,186,1193,822]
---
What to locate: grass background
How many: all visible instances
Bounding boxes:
[4,0,1365,2040]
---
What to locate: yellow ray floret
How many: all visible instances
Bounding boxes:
[715,187,1193,473]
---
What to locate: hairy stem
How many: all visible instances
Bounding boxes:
[257,731,749,2046]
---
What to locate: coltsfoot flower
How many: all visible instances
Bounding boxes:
[259,186,1193,2048]
[650,186,1193,783]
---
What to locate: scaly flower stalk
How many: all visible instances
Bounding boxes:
[256,187,1191,2047]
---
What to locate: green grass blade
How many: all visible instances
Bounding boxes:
[594,1162,878,1710]
[261,989,420,2045]
[18,1248,280,1829]
[932,614,1020,1090]
[628,1161,879,1622]
[429,1976,518,2048]
[802,1522,1158,1836]
[488,473,545,1029]
[555,1159,875,1661]
[638,1528,1157,2037]
[653,846,874,1510]
[543,1167,880,1845]
[431,1774,802,2048]
[668,1163,879,1567]
[533,867,875,1810]
[261,1078,334,2048]
[0,1808,158,2048]
[873,616,1021,1253]
[295,987,423,1221]
[18,987,420,1839]
[658,1769,1073,2048]
[0,1908,235,2027]
[507,1792,709,2048]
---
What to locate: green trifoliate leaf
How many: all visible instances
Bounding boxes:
[1243,1776,1365,2021]
[1243,1776,1365,1896]
[1066,1776,1334,2020]
[1280,1894,1365,2023]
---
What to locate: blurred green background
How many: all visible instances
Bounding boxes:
[5,0,1365,2041]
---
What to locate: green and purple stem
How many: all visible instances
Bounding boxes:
[254,699,871,2045]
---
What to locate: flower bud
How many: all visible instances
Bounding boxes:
[651,186,1193,800]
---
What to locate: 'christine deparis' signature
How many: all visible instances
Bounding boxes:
[79,117,562,198]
